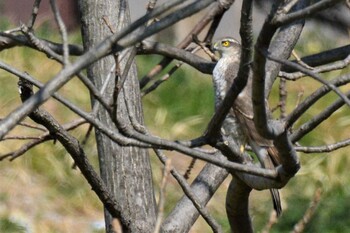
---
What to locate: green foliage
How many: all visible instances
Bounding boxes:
[139,55,214,139]
[0,217,27,233]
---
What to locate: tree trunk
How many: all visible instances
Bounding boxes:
[77,1,157,232]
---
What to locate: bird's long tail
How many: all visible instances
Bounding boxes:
[270,188,282,217]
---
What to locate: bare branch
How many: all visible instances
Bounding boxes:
[18,78,129,229]
[116,118,278,178]
[281,44,350,73]
[274,0,345,26]
[49,0,70,65]
[0,0,215,139]
[2,135,41,140]
[0,60,148,148]
[139,0,234,88]
[292,188,322,233]
[252,0,307,139]
[183,158,197,180]
[0,134,50,161]
[154,157,171,233]
[295,139,350,153]
[204,0,255,141]
[0,118,45,131]
[0,32,83,54]
[154,150,222,233]
[21,24,62,61]
[279,78,287,119]
[0,60,110,128]
[27,0,42,30]
[286,73,350,128]
[267,54,350,112]
[280,54,350,80]
[261,211,278,233]
[138,40,214,74]
[292,90,350,142]
[162,152,229,232]
[0,118,86,161]
[226,177,253,233]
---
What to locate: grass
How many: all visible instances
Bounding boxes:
[0,24,349,233]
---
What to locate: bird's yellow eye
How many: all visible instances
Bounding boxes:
[222,41,230,47]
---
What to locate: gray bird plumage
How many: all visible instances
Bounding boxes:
[212,37,282,216]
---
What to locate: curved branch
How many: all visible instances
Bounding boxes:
[0,118,86,161]
[252,1,304,138]
[0,0,215,139]
[281,44,350,73]
[251,1,306,178]
[295,139,350,153]
[139,0,234,88]
[155,150,223,233]
[286,73,350,127]
[291,91,350,142]
[280,54,350,80]
[273,0,345,26]
[267,54,350,114]
[116,118,278,178]
[293,98,349,144]
[17,78,129,229]
[0,33,84,55]
[138,40,215,74]
[226,176,253,233]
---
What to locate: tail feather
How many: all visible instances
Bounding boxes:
[270,188,282,217]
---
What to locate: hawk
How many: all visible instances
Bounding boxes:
[212,37,282,216]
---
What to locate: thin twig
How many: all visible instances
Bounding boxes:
[292,188,322,233]
[153,158,171,233]
[0,118,86,161]
[138,40,214,75]
[291,50,314,70]
[0,118,45,131]
[27,0,42,30]
[261,211,278,233]
[286,73,350,127]
[0,135,51,161]
[279,78,287,119]
[267,54,350,116]
[273,0,345,25]
[280,54,350,80]
[21,24,62,61]
[183,158,197,180]
[20,26,111,111]
[292,90,350,142]
[0,32,83,54]
[49,0,70,66]
[295,139,350,153]
[154,149,223,233]
[281,45,350,73]
[2,136,41,140]
[142,46,201,96]
[139,1,232,88]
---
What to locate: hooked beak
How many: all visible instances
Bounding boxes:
[212,41,219,51]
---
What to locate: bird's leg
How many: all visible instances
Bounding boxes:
[240,136,249,155]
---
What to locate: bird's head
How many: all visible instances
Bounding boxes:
[212,37,241,58]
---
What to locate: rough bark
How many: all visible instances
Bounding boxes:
[77,1,157,232]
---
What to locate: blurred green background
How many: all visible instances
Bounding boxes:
[0,20,350,233]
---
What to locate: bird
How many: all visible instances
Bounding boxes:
[212,37,282,216]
